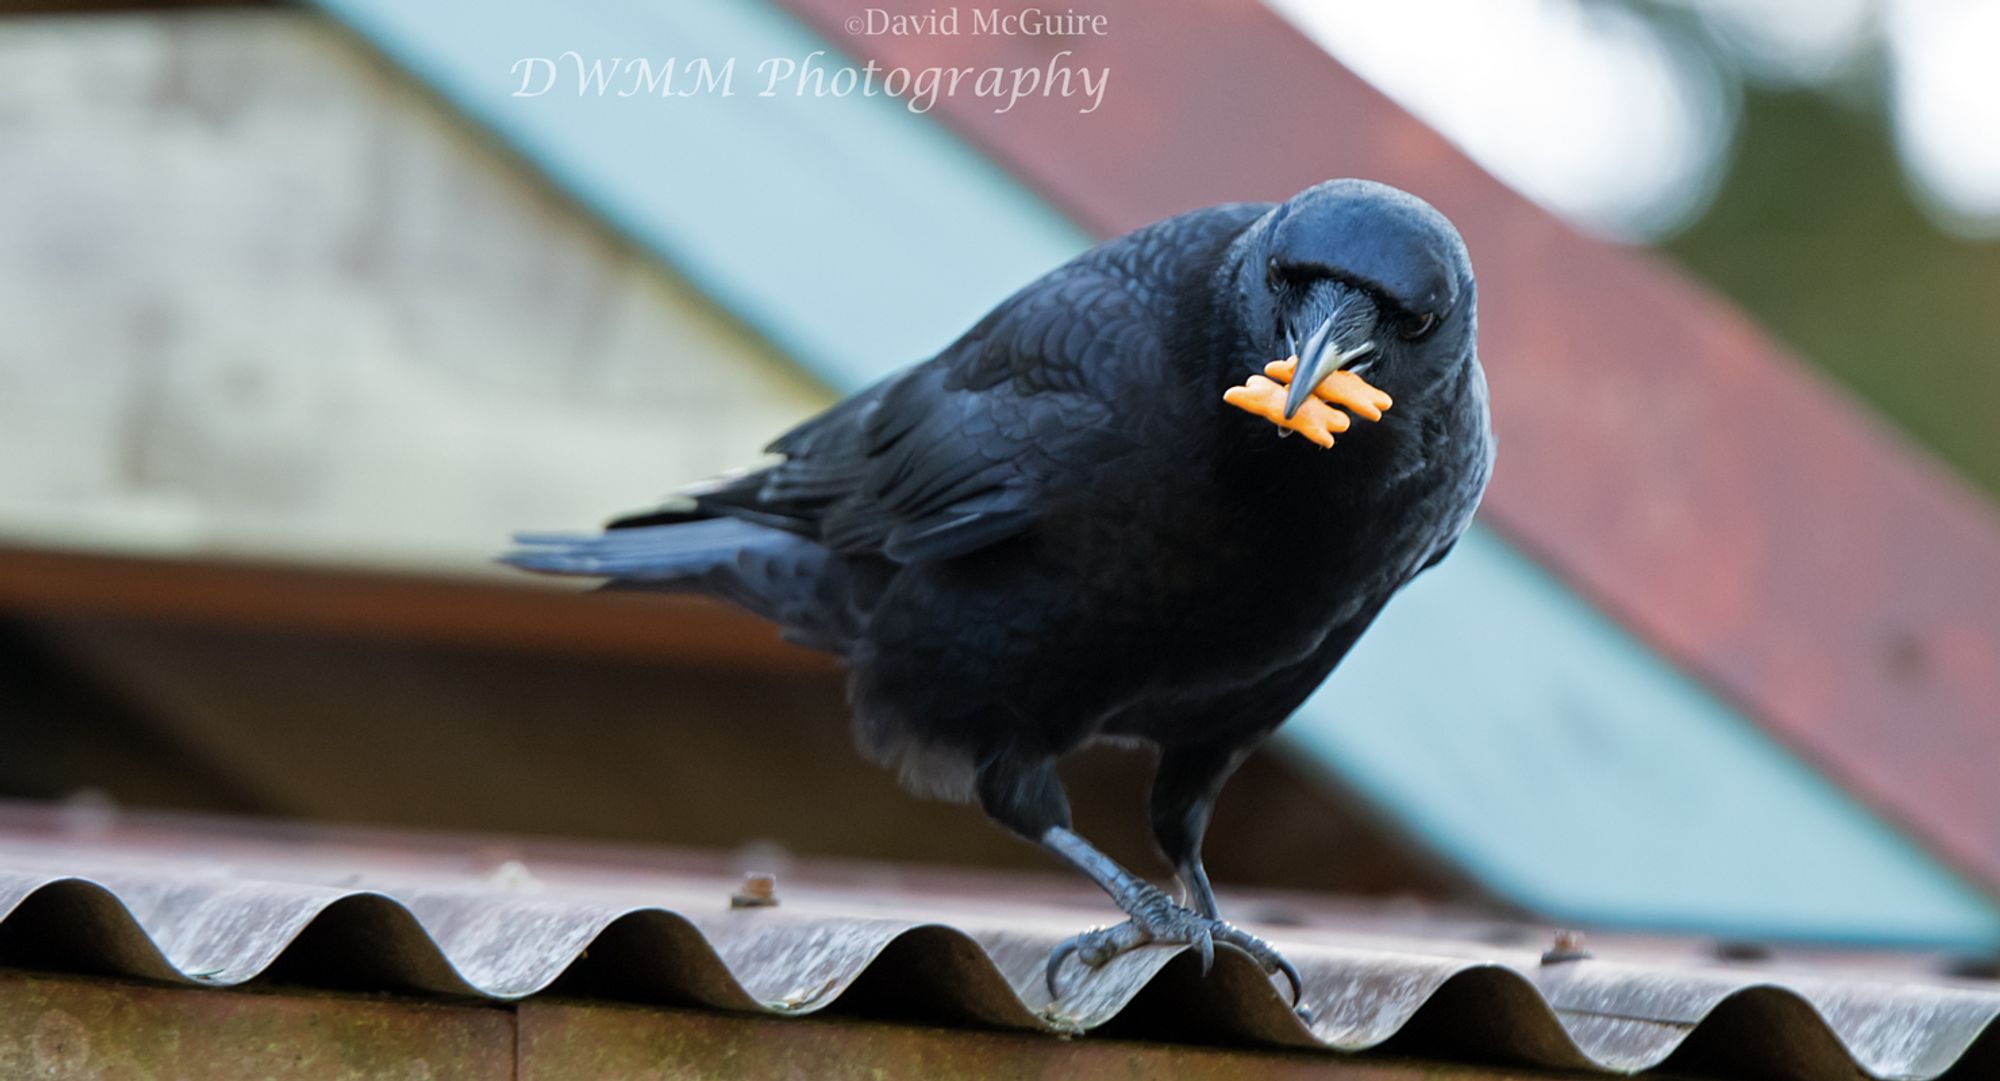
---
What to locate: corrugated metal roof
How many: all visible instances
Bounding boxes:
[2,803,1998,1079]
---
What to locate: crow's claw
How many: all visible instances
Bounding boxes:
[1044,935,1083,997]
[1193,923,1217,975]
[1044,888,1309,1019]
[1208,920,1306,1014]
[1044,917,1148,997]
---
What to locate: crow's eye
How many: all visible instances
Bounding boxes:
[1399,311,1439,341]
[1266,257,1284,289]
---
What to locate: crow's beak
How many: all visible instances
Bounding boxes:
[1282,318,1331,420]
[1283,317,1377,420]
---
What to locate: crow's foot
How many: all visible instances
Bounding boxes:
[1045,886,1310,1020]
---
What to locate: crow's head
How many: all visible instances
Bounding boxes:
[1242,180,1475,419]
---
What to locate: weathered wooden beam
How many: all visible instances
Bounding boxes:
[517,1000,1589,1081]
[0,968,1595,1081]
[0,546,831,674]
[0,970,515,1081]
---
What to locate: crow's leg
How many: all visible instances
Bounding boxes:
[1144,746,1310,1015]
[975,753,1305,1011]
[1150,743,1252,920]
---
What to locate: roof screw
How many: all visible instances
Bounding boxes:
[486,858,543,893]
[731,872,780,909]
[1541,929,1591,965]
[1714,940,1773,963]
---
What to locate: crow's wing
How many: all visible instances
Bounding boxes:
[695,261,1163,564]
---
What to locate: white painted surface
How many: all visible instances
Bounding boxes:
[0,12,829,572]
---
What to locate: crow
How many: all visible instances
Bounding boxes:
[504,179,1492,1014]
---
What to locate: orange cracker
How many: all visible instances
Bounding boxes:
[1223,356,1393,446]
[1222,374,1352,449]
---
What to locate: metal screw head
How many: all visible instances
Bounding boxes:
[731,872,780,909]
[1541,929,1591,964]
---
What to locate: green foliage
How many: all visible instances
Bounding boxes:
[1660,55,2000,497]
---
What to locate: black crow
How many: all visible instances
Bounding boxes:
[504,179,1492,1013]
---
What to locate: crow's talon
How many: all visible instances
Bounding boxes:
[1191,924,1215,975]
[1044,892,1307,1009]
[1044,936,1081,997]
[1205,921,1306,1007]
[1045,919,1152,997]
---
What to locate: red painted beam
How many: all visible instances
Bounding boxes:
[774,0,2000,895]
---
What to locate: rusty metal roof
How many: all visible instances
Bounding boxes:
[3,801,1999,1080]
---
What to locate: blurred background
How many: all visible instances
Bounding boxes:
[1278,0,2000,496]
[1,0,1995,951]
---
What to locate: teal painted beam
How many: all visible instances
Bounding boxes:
[309,0,2000,944]
[1285,532,2000,943]
[314,0,1082,390]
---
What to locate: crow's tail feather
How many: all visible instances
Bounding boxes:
[500,518,856,654]
[500,517,774,581]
